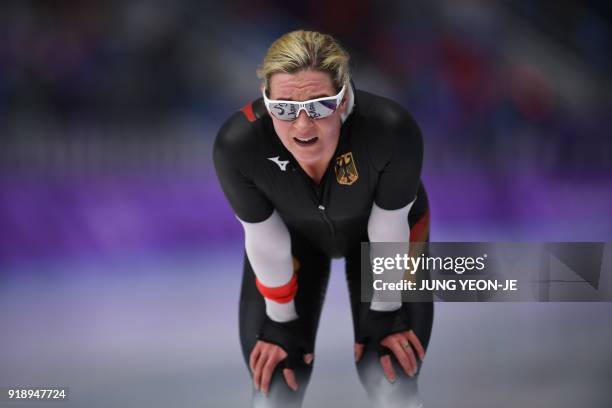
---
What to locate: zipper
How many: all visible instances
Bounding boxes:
[317,166,336,237]
[317,203,336,238]
[293,160,336,238]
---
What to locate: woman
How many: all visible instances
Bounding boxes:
[214,30,433,408]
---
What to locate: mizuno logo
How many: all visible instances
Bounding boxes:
[267,156,289,171]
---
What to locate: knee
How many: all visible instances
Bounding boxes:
[250,364,313,408]
[356,347,423,408]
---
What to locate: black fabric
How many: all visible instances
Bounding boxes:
[238,185,433,407]
[213,90,424,257]
[357,306,413,358]
[257,317,311,369]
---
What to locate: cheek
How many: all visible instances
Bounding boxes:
[272,121,292,139]
[316,120,341,142]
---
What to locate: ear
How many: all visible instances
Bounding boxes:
[338,95,348,114]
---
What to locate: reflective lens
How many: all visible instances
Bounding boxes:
[263,84,346,121]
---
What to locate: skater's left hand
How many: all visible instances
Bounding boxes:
[354,329,425,383]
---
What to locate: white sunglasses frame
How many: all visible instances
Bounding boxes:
[262,84,346,121]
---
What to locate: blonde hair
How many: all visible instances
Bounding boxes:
[257,30,351,93]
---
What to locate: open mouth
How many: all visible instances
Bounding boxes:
[293,136,318,146]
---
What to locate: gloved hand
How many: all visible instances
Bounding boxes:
[257,317,312,369]
[356,304,411,357]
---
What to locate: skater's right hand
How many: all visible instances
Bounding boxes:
[249,340,314,396]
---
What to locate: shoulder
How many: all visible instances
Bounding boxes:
[214,98,268,155]
[353,90,420,132]
[351,90,422,164]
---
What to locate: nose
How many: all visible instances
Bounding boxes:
[293,110,314,130]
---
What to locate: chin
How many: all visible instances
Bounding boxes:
[292,149,322,163]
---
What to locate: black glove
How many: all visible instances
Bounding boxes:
[357,304,411,358]
[257,317,312,369]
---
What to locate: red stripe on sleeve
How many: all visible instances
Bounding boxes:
[255,272,298,304]
[410,210,430,242]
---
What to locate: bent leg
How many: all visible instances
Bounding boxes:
[346,182,434,407]
[239,234,331,408]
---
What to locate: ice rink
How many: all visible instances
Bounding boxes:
[2,243,611,408]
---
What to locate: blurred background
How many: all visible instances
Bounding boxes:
[1,1,611,407]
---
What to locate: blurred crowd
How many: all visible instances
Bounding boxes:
[1,0,610,173]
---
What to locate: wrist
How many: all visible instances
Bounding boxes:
[258,316,310,368]
[370,300,402,312]
[264,298,298,322]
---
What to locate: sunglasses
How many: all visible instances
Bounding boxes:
[262,84,346,121]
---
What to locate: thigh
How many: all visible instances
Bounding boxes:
[239,233,331,407]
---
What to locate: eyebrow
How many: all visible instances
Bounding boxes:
[275,93,332,101]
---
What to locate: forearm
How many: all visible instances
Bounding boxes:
[239,210,298,322]
[367,199,415,311]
